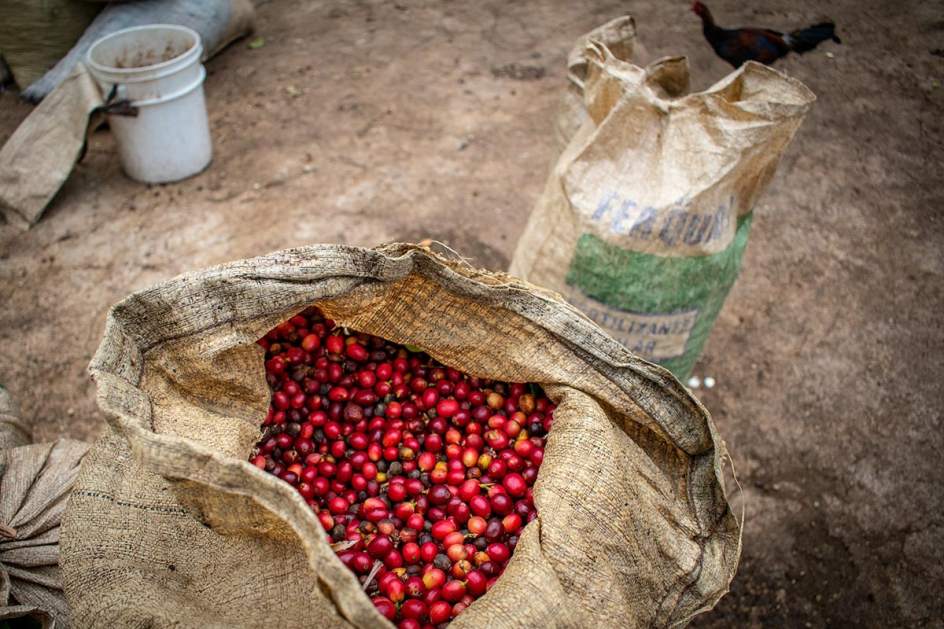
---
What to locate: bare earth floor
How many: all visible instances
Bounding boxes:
[1,1,942,626]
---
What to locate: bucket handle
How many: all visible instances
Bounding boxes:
[79,85,138,163]
[103,66,207,109]
[95,84,139,117]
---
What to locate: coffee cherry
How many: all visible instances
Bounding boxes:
[422,567,446,590]
[441,580,466,602]
[429,600,452,624]
[486,542,510,564]
[372,596,396,620]
[401,599,428,621]
[367,535,393,558]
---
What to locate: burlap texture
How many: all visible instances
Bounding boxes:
[61,244,740,628]
[0,386,31,451]
[0,64,104,229]
[1,437,90,629]
[0,0,101,90]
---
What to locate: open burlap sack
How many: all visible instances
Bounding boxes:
[61,244,740,628]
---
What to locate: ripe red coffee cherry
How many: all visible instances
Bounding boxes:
[405,576,425,598]
[384,578,406,603]
[402,542,421,564]
[486,542,511,564]
[384,549,403,570]
[502,513,523,534]
[442,531,465,549]
[468,516,487,536]
[466,569,488,596]
[441,580,466,602]
[372,596,396,620]
[393,502,415,521]
[325,335,344,355]
[490,493,513,516]
[401,599,428,621]
[469,495,491,518]
[328,496,349,514]
[386,480,407,502]
[430,519,457,540]
[502,472,527,497]
[428,485,451,506]
[407,513,426,531]
[367,535,393,559]
[436,398,460,418]
[346,343,369,362]
[458,479,480,502]
[429,600,452,624]
[420,541,438,563]
[417,451,436,471]
[351,551,372,574]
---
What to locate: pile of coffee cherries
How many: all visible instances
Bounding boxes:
[250,307,552,627]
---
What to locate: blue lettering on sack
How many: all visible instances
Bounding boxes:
[590,192,734,246]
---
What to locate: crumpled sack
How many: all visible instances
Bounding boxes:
[0,387,31,451]
[0,64,103,229]
[511,23,814,378]
[0,390,89,628]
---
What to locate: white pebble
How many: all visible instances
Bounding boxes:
[704,376,716,389]
[687,376,701,389]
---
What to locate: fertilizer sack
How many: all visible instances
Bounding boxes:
[61,244,739,628]
[510,28,815,379]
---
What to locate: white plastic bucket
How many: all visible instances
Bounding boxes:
[86,24,212,183]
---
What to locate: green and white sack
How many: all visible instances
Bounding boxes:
[511,29,814,378]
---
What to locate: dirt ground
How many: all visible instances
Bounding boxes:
[1,0,942,626]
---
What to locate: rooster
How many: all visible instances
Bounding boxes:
[692,2,841,68]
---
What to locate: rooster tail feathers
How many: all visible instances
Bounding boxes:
[786,22,841,53]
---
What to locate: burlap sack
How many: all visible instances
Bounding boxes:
[511,34,815,379]
[1,387,89,629]
[20,0,255,102]
[0,0,102,90]
[0,386,31,451]
[61,244,740,628]
[0,64,104,230]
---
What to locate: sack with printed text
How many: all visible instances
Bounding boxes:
[510,23,815,378]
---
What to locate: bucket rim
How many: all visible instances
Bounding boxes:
[86,24,203,78]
